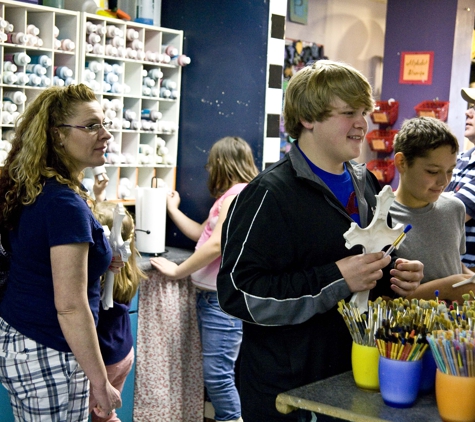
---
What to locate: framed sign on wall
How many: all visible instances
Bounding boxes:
[399,51,434,85]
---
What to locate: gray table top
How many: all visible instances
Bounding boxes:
[276,371,441,422]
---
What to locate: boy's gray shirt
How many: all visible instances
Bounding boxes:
[389,193,465,283]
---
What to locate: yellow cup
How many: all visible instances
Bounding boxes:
[436,369,475,422]
[351,341,380,391]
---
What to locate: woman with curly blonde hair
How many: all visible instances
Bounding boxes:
[0,84,122,421]
[90,201,146,422]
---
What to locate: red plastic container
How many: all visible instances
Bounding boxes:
[414,101,449,121]
[367,159,395,184]
[370,100,399,125]
[366,129,398,153]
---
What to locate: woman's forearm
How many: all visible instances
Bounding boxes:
[58,307,109,390]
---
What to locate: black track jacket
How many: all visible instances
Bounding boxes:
[217,142,395,421]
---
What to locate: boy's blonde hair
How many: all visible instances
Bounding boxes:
[284,60,374,139]
[94,201,147,304]
[206,136,259,198]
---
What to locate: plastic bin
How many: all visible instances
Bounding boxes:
[414,100,449,121]
[370,100,399,125]
[366,129,398,153]
[367,159,395,184]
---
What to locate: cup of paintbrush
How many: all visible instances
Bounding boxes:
[351,341,380,391]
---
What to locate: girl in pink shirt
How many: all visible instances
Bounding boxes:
[151,136,258,422]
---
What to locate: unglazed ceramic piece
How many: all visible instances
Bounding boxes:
[343,185,404,312]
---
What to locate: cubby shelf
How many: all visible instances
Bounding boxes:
[0,1,184,202]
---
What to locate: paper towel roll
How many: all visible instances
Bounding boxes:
[135,187,166,254]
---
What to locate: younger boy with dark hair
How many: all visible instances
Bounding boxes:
[390,116,474,302]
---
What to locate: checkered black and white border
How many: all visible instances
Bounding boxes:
[262,0,287,168]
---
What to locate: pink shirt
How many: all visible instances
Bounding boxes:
[191,183,248,290]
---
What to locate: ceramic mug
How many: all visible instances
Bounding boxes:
[351,341,380,391]
[436,369,475,422]
[378,356,422,408]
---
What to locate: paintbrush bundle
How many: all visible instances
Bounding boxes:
[427,329,475,377]
[374,319,429,361]
[338,298,381,347]
[338,296,444,358]
[338,292,475,362]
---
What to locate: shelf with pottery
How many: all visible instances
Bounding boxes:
[78,12,184,201]
[0,0,79,165]
[0,1,185,202]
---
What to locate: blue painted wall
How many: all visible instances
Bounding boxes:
[380,0,459,188]
[381,0,457,128]
[161,0,268,249]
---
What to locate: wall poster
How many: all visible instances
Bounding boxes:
[399,51,434,85]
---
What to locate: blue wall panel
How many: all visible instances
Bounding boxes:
[381,0,458,128]
[161,0,269,249]
[381,0,459,189]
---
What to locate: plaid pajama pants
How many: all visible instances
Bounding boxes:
[0,317,90,421]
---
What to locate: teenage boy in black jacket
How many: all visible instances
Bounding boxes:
[217,60,424,422]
